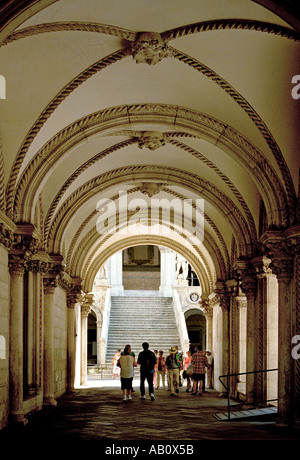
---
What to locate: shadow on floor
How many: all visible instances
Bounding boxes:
[1,378,299,446]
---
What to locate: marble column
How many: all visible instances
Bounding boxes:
[8,256,28,425]
[236,296,247,397]
[241,276,257,405]
[159,247,175,296]
[108,251,124,296]
[261,228,299,427]
[80,305,91,386]
[66,290,80,393]
[215,282,230,393]
[271,256,293,425]
[43,281,57,406]
[202,301,213,389]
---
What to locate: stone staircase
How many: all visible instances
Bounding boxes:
[106,294,181,363]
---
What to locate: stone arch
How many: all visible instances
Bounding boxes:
[46,165,255,260]
[14,104,289,229]
[83,235,214,295]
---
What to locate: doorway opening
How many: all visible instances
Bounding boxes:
[185,310,206,352]
[122,245,161,291]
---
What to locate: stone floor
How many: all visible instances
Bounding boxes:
[1,377,299,447]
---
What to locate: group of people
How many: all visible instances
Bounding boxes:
[112,343,213,401]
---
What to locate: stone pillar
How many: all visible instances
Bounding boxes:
[215,282,230,393]
[43,280,57,406]
[236,296,247,398]
[96,320,102,366]
[202,301,213,354]
[234,261,258,404]
[80,300,92,386]
[202,300,213,389]
[66,288,81,393]
[253,256,278,404]
[261,228,300,427]
[159,247,175,296]
[226,279,239,399]
[8,256,28,425]
[108,251,124,296]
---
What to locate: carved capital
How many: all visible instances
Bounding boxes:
[43,276,59,294]
[233,260,257,298]
[215,281,230,311]
[131,32,170,65]
[270,257,294,279]
[236,296,247,309]
[260,230,295,279]
[67,285,83,308]
[225,279,238,297]
[8,254,26,274]
[26,252,51,274]
[81,305,91,318]
[285,224,300,256]
[0,223,15,249]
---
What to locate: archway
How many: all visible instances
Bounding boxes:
[186,312,206,353]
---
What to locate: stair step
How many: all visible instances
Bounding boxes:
[106,294,181,362]
[213,406,278,421]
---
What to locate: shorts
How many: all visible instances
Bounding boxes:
[192,373,205,382]
[121,377,133,390]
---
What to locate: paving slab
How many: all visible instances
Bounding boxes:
[0,378,299,446]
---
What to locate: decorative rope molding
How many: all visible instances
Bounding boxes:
[42,139,137,245]
[5,21,296,221]
[41,133,254,251]
[65,188,226,282]
[5,30,294,222]
[45,164,254,258]
[161,186,230,278]
[161,19,300,41]
[1,22,136,46]
[169,48,296,222]
[5,47,131,218]
[66,186,229,273]
[73,211,213,286]
[2,19,299,48]
[65,187,140,269]
[82,234,217,294]
[14,104,289,230]
[168,138,257,239]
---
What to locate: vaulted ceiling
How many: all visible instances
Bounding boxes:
[0,0,299,293]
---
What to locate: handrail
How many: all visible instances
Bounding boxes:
[218,368,278,420]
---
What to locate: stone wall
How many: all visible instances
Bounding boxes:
[0,245,9,429]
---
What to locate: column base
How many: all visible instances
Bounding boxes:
[43,396,57,406]
[9,413,28,426]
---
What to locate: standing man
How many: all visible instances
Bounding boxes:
[137,342,157,401]
[191,345,209,395]
[166,347,180,396]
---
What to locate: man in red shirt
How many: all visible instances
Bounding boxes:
[191,345,209,395]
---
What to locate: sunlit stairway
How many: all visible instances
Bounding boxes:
[106,294,181,364]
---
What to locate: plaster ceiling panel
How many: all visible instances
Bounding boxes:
[20,0,290,30]
[174,30,300,184]
[0,31,122,179]
[23,55,272,169]
[39,134,130,213]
